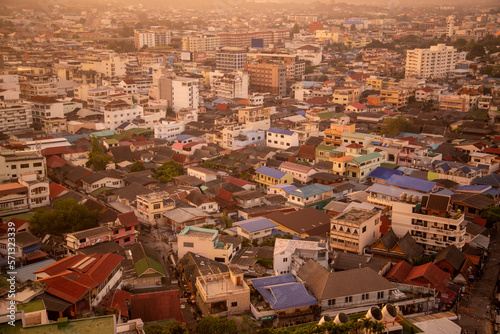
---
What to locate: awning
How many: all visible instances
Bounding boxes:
[27,251,48,261]
[22,244,41,253]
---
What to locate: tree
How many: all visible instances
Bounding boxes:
[144,321,189,334]
[130,161,146,172]
[153,160,183,183]
[196,315,238,334]
[291,23,300,38]
[86,137,112,171]
[220,213,233,228]
[480,206,500,226]
[350,24,357,32]
[381,116,414,136]
[30,198,99,236]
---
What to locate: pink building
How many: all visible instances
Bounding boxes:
[111,212,140,245]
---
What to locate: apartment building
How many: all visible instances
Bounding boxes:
[215,47,247,71]
[103,100,144,131]
[0,100,32,134]
[330,208,381,254]
[136,192,175,225]
[380,88,410,109]
[405,44,458,78]
[19,73,58,99]
[391,194,466,254]
[266,128,299,149]
[134,28,171,49]
[218,30,290,48]
[245,60,287,96]
[210,71,249,99]
[154,120,186,141]
[237,106,271,124]
[28,95,65,131]
[182,34,220,52]
[0,150,46,182]
[177,226,234,264]
[439,94,470,112]
[346,152,387,183]
[332,87,360,106]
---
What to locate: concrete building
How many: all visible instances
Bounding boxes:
[218,30,290,48]
[136,192,175,225]
[245,60,287,96]
[0,100,32,134]
[28,95,65,132]
[210,71,249,99]
[266,128,299,149]
[18,172,50,209]
[330,208,381,254]
[182,34,220,52]
[215,47,247,72]
[134,28,171,49]
[177,226,234,264]
[391,194,466,254]
[405,44,458,78]
[332,87,360,106]
[273,238,328,275]
[0,150,46,183]
[103,100,144,131]
[154,120,186,141]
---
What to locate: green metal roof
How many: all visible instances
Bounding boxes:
[16,300,45,313]
[316,145,334,151]
[351,152,381,164]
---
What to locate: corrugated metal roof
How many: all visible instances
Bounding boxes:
[267,127,295,136]
[236,217,278,233]
[288,184,334,198]
[386,175,436,192]
[256,166,287,179]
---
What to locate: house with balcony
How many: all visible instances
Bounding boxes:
[468,152,499,174]
[0,183,29,217]
[279,161,317,184]
[18,172,50,209]
[391,194,466,254]
[196,266,250,316]
[345,151,386,183]
[273,238,328,275]
[107,211,139,245]
[136,192,176,225]
[330,208,381,254]
[177,226,234,264]
[286,183,335,209]
[255,166,293,191]
[0,231,47,264]
[367,183,423,210]
[65,226,113,255]
[297,260,397,311]
[249,274,318,328]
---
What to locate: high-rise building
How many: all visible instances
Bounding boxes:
[210,71,249,99]
[405,44,458,78]
[134,29,171,49]
[215,47,247,72]
[181,34,220,52]
[217,30,290,48]
[149,69,200,112]
[245,60,287,97]
[446,16,455,38]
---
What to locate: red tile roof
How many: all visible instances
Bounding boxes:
[346,143,363,149]
[117,211,139,227]
[0,218,29,233]
[473,217,487,227]
[385,261,412,283]
[348,102,367,110]
[306,97,328,105]
[100,289,132,318]
[130,290,184,323]
[46,155,68,168]
[404,262,451,292]
[484,148,500,155]
[49,182,68,199]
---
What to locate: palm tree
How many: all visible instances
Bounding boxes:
[369,322,386,334]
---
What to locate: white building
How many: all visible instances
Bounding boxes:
[273,238,328,275]
[405,44,458,78]
[210,71,249,99]
[103,100,144,130]
[134,28,171,49]
[0,150,46,182]
[18,172,50,209]
[28,96,65,132]
[266,128,299,149]
[215,47,247,72]
[171,77,199,112]
[0,100,33,134]
[391,194,466,254]
[154,120,186,141]
[182,34,220,52]
[177,226,234,264]
[446,16,455,38]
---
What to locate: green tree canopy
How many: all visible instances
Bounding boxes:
[381,116,414,136]
[30,198,99,236]
[86,137,113,171]
[130,161,146,172]
[153,160,183,183]
[144,321,190,334]
[480,206,500,226]
[196,316,238,334]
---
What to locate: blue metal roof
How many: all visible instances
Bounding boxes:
[63,134,90,143]
[437,162,451,172]
[237,217,278,233]
[369,167,403,180]
[252,278,318,311]
[435,189,455,196]
[267,128,295,136]
[176,134,192,141]
[456,185,491,192]
[212,98,227,104]
[251,273,296,288]
[484,188,500,196]
[269,184,298,192]
[15,259,56,283]
[296,110,306,116]
[386,175,436,192]
[256,166,287,179]
[288,184,334,199]
[22,244,41,253]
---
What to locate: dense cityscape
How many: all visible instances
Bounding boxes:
[0,0,500,333]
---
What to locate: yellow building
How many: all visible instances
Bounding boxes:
[324,123,356,146]
[331,87,360,106]
[255,166,293,191]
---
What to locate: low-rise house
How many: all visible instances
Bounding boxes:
[385,174,438,194]
[162,207,210,232]
[81,171,125,194]
[255,166,294,191]
[177,226,234,264]
[287,183,335,209]
[108,211,139,245]
[266,128,300,149]
[187,166,220,184]
[250,274,318,328]
[122,242,166,289]
[234,217,278,240]
[368,167,403,185]
[130,290,184,324]
[367,229,424,264]
[34,253,124,310]
[297,260,397,311]
[196,266,250,316]
[267,207,331,239]
[184,190,219,213]
[232,190,265,208]
[136,191,175,225]
[273,238,328,275]
[0,183,30,217]
[65,226,112,255]
[433,245,466,276]
[330,208,381,254]
[18,172,50,209]
[279,161,317,184]
[179,252,229,295]
[0,231,47,264]
[346,152,387,183]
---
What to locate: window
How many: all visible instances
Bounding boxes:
[113,229,119,235]
[231,302,238,307]
[362,226,366,233]
[11,165,16,169]
[283,257,288,262]
[124,237,130,243]
[183,242,194,248]
[33,162,43,167]
[345,296,352,303]
[214,257,225,263]
[377,291,384,299]
[328,299,336,306]
[125,226,132,231]
[361,293,369,300]
[20,164,29,168]
[153,204,161,210]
